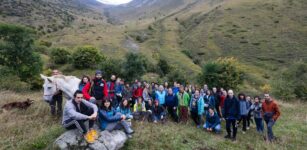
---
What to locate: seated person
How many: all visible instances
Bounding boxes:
[150,100,166,123]
[117,98,133,126]
[99,99,134,137]
[62,90,98,143]
[133,97,147,121]
[203,107,221,133]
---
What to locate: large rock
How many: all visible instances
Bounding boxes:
[53,129,128,150]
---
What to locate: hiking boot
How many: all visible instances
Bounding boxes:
[126,128,134,134]
[84,132,95,144]
[224,135,231,139]
[231,137,237,142]
[89,129,99,139]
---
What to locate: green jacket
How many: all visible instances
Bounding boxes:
[177,92,190,107]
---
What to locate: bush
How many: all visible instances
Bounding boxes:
[100,58,124,79]
[272,61,307,101]
[72,46,104,69]
[198,57,244,90]
[0,23,43,84]
[157,58,172,76]
[50,48,71,64]
[124,53,148,81]
[167,69,188,85]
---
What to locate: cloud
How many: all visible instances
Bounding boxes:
[96,0,133,5]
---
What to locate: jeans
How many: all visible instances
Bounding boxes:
[167,106,179,122]
[50,95,62,115]
[226,119,237,138]
[191,111,201,126]
[240,115,248,131]
[254,117,264,133]
[264,118,275,141]
[203,122,221,133]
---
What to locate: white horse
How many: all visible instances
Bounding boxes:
[40,74,81,102]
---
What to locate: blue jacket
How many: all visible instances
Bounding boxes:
[165,93,178,107]
[250,102,262,118]
[204,95,215,110]
[79,83,86,91]
[99,108,122,130]
[205,112,221,128]
[239,99,250,116]
[155,90,166,105]
[172,87,179,94]
[115,84,123,95]
[189,95,204,115]
[223,96,240,120]
[116,106,133,119]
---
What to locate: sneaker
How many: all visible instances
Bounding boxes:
[224,135,231,139]
[247,127,250,130]
[84,132,95,144]
[242,131,246,134]
[89,129,98,139]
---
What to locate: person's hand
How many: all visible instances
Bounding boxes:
[206,128,210,131]
[121,115,126,121]
[88,112,97,120]
[209,128,212,131]
[173,107,176,110]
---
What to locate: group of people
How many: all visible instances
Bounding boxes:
[48,70,281,143]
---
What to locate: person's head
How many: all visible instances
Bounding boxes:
[111,75,116,81]
[159,85,164,92]
[209,107,215,114]
[195,89,200,97]
[222,90,227,96]
[137,97,143,103]
[145,83,150,89]
[52,69,60,76]
[164,82,168,88]
[103,99,111,110]
[81,75,90,84]
[264,93,271,101]
[168,88,173,95]
[73,90,83,104]
[148,99,153,106]
[200,89,204,94]
[121,98,129,108]
[203,84,208,90]
[95,70,103,79]
[173,81,177,87]
[238,93,246,100]
[212,87,217,93]
[206,90,211,96]
[125,83,130,87]
[246,96,251,101]
[154,99,159,106]
[228,90,234,98]
[254,96,260,103]
[180,85,185,93]
[137,82,141,87]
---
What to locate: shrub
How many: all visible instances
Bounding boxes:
[0,23,43,84]
[167,69,188,85]
[157,58,171,76]
[123,53,148,81]
[50,48,71,64]
[198,57,244,90]
[100,58,124,79]
[72,46,104,69]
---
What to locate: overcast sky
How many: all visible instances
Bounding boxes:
[96,0,133,5]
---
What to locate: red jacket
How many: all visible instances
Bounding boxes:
[133,87,143,98]
[82,81,108,100]
[262,100,281,121]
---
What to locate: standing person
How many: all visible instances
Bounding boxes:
[189,89,204,128]
[99,99,134,138]
[238,93,250,134]
[151,100,166,123]
[250,96,263,133]
[213,87,221,117]
[223,90,240,141]
[246,95,253,129]
[164,82,169,89]
[132,82,143,105]
[79,75,91,91]
[203,107,221,133]
[165,88,179,123]
[155,85,166,106]
[142,83,151,107]
[50,69,63,116]
[172,82,180,94]
[204,90,215,115]
[219,90,227,119]
[123,83,132,104]
[107,75,117,105]
[62,90,98,143]
[82,70,108,105]
[177,85,190,123]
[114,78,123,108]
[262,93,281,142]
[203,84,208,93]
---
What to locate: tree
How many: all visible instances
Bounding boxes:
[72,45,103,69]
[0,24,42,83]
[124,53,148,81]
[167,69,188,84]
[100,58,124,79]
[50,47,71,64]
[198,57,244,90]
[158,58,171,76]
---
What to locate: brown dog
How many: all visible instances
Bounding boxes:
[1,99,34,111]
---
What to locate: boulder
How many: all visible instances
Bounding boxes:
[53,129,128,150]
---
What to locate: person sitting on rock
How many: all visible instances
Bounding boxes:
[116,98,133,126]
[62,90,98,143]
[99,98,134,138]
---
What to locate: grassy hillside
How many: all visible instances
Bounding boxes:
[0,91,306,149]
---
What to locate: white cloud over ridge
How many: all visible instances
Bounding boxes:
[96,0,133,5]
